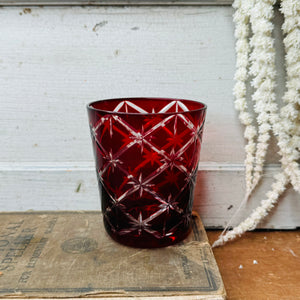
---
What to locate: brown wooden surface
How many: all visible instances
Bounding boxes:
[207,230,300,300]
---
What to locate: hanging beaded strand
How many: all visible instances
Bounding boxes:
[213,0,300,247]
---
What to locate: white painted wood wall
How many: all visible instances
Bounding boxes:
[0,4,299,228]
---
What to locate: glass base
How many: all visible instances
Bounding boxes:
[103,216,192,248]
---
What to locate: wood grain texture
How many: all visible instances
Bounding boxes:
[0,167,299,228]
[207,230,300,300]
[0,6,285,164]
[0,0,233,6]
[196,167,300,229]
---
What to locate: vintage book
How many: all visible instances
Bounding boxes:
[0,211,226,299]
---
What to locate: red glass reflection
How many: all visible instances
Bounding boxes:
[88,98,206,248]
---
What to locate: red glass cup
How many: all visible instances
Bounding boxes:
[87,98,206,248]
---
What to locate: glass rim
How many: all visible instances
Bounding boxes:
[87,97,207,116]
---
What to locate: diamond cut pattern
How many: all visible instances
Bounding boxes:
[89,99,206,244]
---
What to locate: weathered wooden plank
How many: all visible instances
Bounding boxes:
[0,0,233,6]
[196,168,300,229]
[0,6,285,164]
[0,167,299,229]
